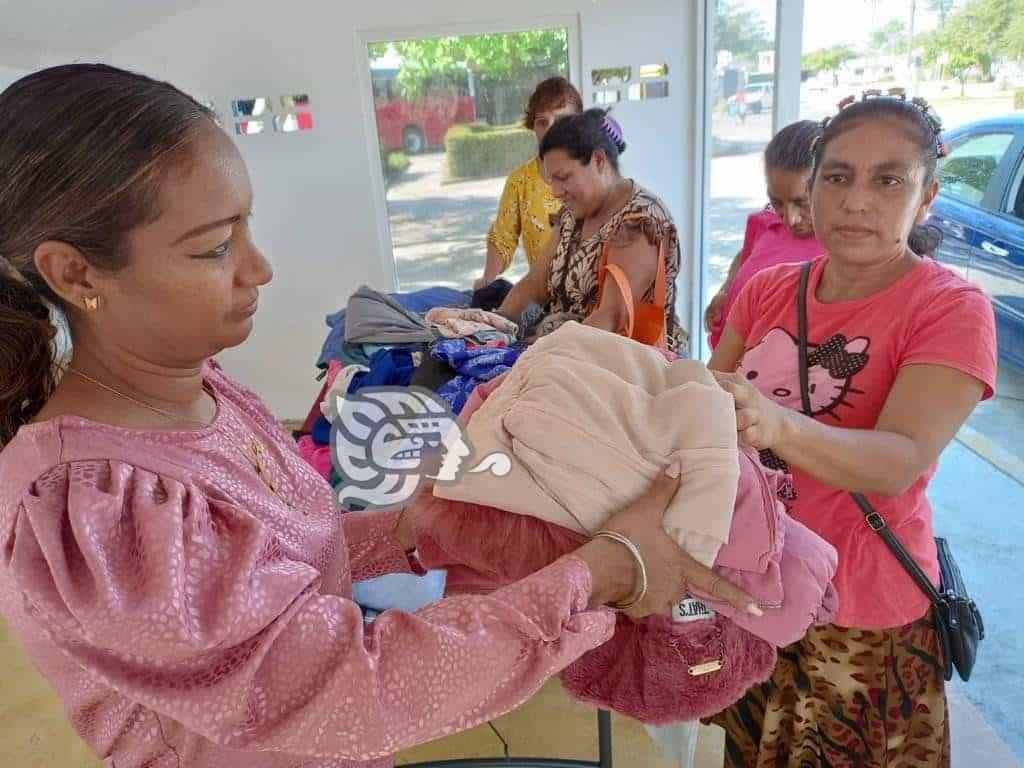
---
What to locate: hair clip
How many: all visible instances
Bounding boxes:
[911,96,943,127]
[601,113,625,152]
[937,140,950,159]
[809,134,823,154]
[921,109,943,134]
[837,94,856,111]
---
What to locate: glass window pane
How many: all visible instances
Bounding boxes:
[640,63,670,79]
[937,132,1014,205]
[366,29,571,292]
[701,0,777,361]
[592,66,631,86]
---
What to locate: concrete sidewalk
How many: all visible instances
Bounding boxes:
[933,437,1024,761]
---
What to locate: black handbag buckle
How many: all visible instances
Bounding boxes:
[865,511,886,531]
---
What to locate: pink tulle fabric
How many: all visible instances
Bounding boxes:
[410,492,778,723]
[560,613,777,724]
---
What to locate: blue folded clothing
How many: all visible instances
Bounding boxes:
[311,415,332,446]
[347,347,418,394]
[352,569,448,614]
[432,339,523,414]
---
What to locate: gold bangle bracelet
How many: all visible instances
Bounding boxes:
[593,530,648,610]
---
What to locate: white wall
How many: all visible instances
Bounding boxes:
[0,66,29,91]
[0,0,204,70]
[97,0,698,417]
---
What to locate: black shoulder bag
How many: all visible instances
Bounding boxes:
[796,262,984,682]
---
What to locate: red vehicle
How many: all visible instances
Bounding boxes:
[371,67,477,154]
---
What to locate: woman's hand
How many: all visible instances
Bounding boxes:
[473,273,497,291]
[703,290,727,333]
[577,465,760,620]
[713,371,792,451]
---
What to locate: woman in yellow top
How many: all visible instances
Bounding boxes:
[474,76,583,289]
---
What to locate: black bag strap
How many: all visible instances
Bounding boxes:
[796,263,813,417]
[796,262,944,607]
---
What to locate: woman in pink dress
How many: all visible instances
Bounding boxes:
[705,120,825,349]
[0,65,758,768]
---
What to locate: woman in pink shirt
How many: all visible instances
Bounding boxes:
[0,65,757,768]
[705,120,824,349]
[707,95,997,766]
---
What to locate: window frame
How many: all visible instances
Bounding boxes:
[356,15,582,292]
[694,0,801,361]
[996,130,1024,222]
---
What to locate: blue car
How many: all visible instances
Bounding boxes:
[928,116,1024,370]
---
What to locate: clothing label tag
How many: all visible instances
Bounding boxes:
[672,598,716,623]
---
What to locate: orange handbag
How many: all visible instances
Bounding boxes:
[595,213,669,348]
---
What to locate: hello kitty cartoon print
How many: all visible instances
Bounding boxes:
[737,327,870,420]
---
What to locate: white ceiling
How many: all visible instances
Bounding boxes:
[0,0,204,67]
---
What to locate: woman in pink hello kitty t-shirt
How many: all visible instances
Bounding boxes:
[707,95,997,767]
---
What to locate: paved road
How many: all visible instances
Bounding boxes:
[705,150,768,297]
[387,152,527,293]
[967,362,1024,464]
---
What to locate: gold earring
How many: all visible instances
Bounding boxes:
[84,296,99,311]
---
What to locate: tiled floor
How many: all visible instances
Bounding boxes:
[3,611,1022,767]
[0,611,699,767]
[396,678,702,767]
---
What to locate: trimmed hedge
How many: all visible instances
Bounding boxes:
[379,146,410,187]
[445,123,536,181]
[1015,88,1024,111]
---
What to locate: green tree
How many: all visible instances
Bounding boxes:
[1004,9,1024,59]
[801,45,858,74]
[714,0,771,62]
[923,19,991,95]
[927,0,958,26]
[968,0,1015,58]
[377,30,569,99]
[921,0,1024,81]
[957,0,1024,62]
[871,18,909,54]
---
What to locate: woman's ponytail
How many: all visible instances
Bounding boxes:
[0,268,57,446]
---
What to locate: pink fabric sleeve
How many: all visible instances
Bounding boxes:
[342,507,427,580]
[739,211,766,265]
[900,280,998,400]
[7,461,614,761]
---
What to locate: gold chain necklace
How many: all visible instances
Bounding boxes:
[67,367,211,427]
[66,367,293,506]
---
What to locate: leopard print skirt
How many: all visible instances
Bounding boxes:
[707,616,949,767]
